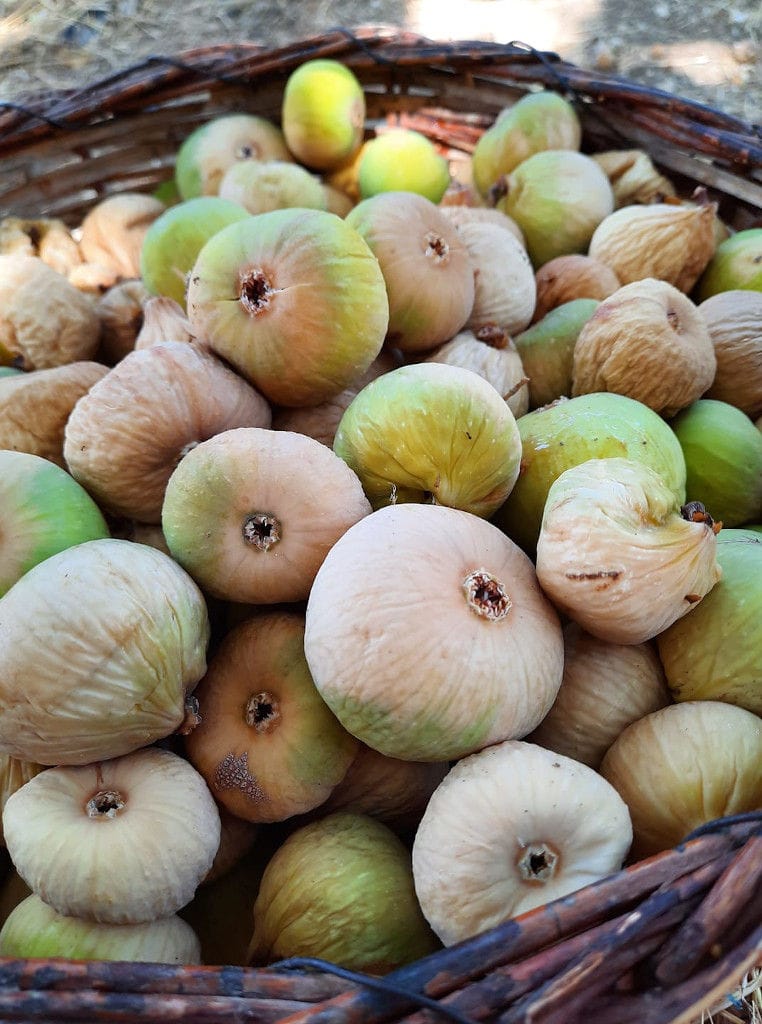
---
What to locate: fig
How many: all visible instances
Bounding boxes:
[571,278,716,418]
[0,255,101,370]
[161,427,371,604]
[701,290,762,419]
[357,128,451,204]
[186,209,389,407]
[321,183,355,217]
[455,220,536,335]
[63,342,272,524]
[0,361,108,467]
[0,216,82,277]
[528,624,671,768]
[140,196,249,307]
[94,278,151,365]
[671,399,762,527]
[532,254,620,323]
[495,150,614,267]
[587,202,716,293]
[592,149,676,207]
[0,538,210,765]
[304,503,564,762]
[600,701,762,858]
[3,747,220,924]
[0,450,109,597]
[333,363,522,519]
[535,458,722,645]
[134,295,197,350]
[0,755,43,846]
[424,327,530,419]
[411,740,631,945]
[247,812,439,970]
[218,160,327,215]
[184,612,359,823]
[440,204,525,245]
[696,228,762,300]
[493,392,687,557]
[514,298,599,409]
[281,59,365,171]
[344,192,474,353]
[657,529,762,715]
[471,91,581,199]
[0,895,201,964]
[79,193,165,279]
[174,114,292,199]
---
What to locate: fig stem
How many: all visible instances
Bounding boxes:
[463,568,512,621]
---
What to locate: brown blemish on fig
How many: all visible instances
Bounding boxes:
[565,569,622,581]
[213,751,266,804]
[666,308,680,331]
[242,512,280,551]
[245,691,281,733]
[517,841,560,884]
[463,568,512,621]
[475,323,510,350]
[239,268,274,316]
[685,593,702,604]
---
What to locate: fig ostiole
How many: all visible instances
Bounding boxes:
[535,457,722,645]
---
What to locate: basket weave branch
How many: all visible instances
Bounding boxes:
[0,24,760,1024]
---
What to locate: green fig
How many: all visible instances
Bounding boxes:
[496,150,615,268]
[514,298,599,409]
[357,128,451,204]
[670,399,762,527]
[247,812,439,971]
[697,228,762,300]
[472,91,581,199]
[175,114,292,199]
[139,196,249,307]
[493,392,687,556]
[281,59,365,171]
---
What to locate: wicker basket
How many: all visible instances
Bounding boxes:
[0,24,760,1024]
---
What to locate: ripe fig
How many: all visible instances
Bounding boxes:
[357,128,451,204]
[281,59,365,171]
[218,160,326,215]
[514,298,599,409]
[697,228,762,300]
[700,289,762,419]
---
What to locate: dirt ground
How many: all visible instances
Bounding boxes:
[0,0,761,125]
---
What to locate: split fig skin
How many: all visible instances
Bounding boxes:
[186,208,389,407]
[247,812,439,971]
[344,191,474,353]
[535,458,722,645]
[600,701,762,859]
[333,362,522,519]
[184,612,359,823]
[411,740,632,945]
[0,538,210,765]
[571,278,716,418]
[2,747,220,924]
[304,503,564,762]
[63,342,272,524]
[161,427,372,604]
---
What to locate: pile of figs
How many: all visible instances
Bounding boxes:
[0,55,760,972]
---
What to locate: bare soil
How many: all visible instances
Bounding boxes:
[0,0,760,124]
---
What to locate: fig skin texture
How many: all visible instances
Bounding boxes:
[95,278,151,365]
[657,529,762,715]
[493,392,687,558]
[0,894,201,964]
[79,193,166,280]
[247,812,439,971]
[440,205,525,246]
[592,149,676,207]
[2,747,221,925]
[0,450,110,597]
[600,701,762,859]
[161,426,372,604]
[174,114,292,199]
[0,538,210,766]
[0,755,44,847]
[424,328,529,420]
[357,129,451,204]
[134,296,197,350]
[411,740,632,945]
[514,298,599,410]
[0,255,101,370]
[528,624,671,769]
[587,202,716,294]
[571,278,717,419]
[304,503,564,762]
[696,227,762,301]
[535,457,722,645]
[532,254,620,324]
[186,208,390,407]
[344,191,474,354]
[700,289,762,419]
[63,341,272,524]
[332,362,522,519]
[281,60,365,172]
[184,611,359,823]
[218,160,327,215]
[456,220,536,336]
[0,361,108,468]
